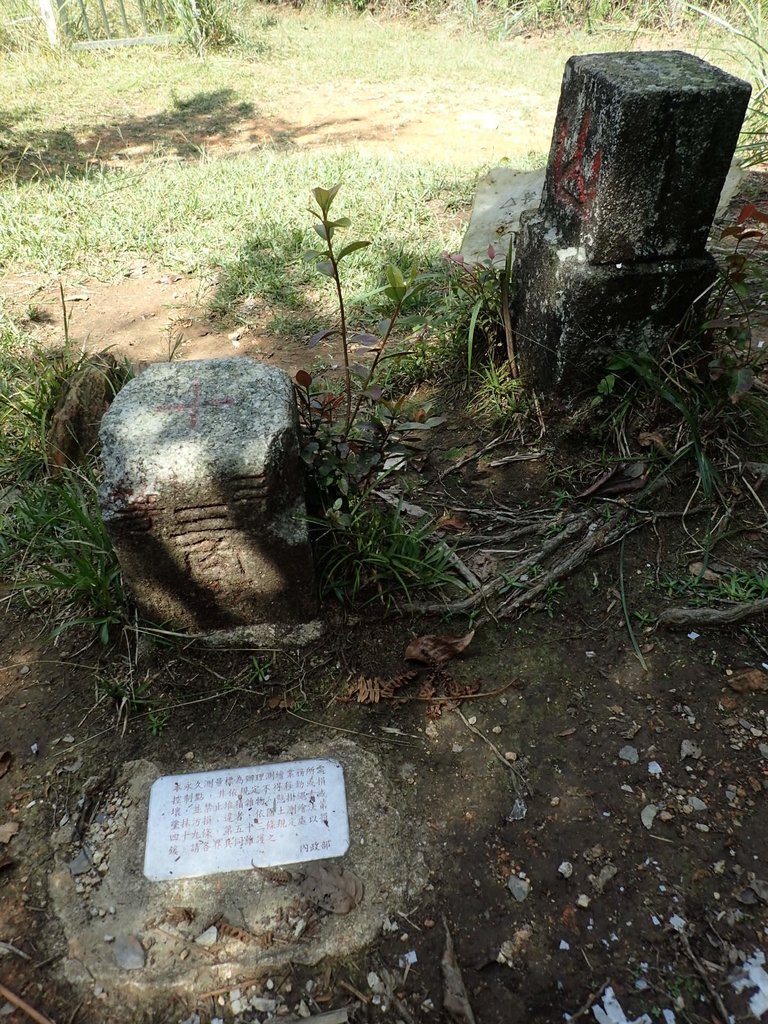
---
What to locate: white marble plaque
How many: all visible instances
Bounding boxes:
[143,758,349,881]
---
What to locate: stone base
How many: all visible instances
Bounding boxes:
[512,213,717,395]
[49,741,427,997]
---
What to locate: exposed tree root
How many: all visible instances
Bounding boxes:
[659,597,768,628]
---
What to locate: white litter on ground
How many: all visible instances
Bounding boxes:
[591,987,652,1024]
[731,950,768,1018]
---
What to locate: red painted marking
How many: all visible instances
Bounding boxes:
[155,380,235,427]
[551,108,602,220]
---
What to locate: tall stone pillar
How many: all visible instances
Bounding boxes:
[512,51,751,394]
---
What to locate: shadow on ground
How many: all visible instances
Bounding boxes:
[0,88,297,182]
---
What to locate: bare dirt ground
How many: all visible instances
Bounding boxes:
[2,47,768,1024]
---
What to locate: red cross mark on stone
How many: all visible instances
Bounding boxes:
[552,108,603,220]
[155,380,235,427]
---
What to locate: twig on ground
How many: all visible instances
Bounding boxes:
[659,597,768,628]
[0,940,31,960]
[281,1010,349,1024]
[439,435,510,479]
[337,979,370,1004]
[0,983,56,1024]
[487,452,543,467]
[285,710,417,746]
[677,929,730,1024]
[454,707,529,797]
[567,979,610,1021]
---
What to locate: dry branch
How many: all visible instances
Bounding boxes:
[0,984,56,1024]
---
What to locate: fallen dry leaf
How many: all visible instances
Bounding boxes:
[0,750,10,780]
[638,431,667,451]
[343,672,418,704]
[558,727,577,738]
[729,668,768,694]
[577,462,647,499]
[437,514,468,533]
[441,918,477,1024]
[405,630,475,666]
[0,821,20,844]
[299,863,364,915]
[560,904,578,931]
[688,561,721,583]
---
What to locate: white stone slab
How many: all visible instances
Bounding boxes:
[460,167,544,268]
[143,759,349,881]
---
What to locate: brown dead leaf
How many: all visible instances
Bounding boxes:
[437,514,468,533]
[688,561,721,583]
[404,630,475,666]
[729,668,768,694]
[0,750,10,780]
[560,904,578,931]
[558,727,577,738]
[299,863,364,915]
[638,431,669,454]
[445,678,481,699]
[441,918,477,1024]
[343,672,417,704]
[577,462,647,499]
[0,821,20,844]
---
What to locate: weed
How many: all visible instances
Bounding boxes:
[690,0,768,165]
[439,246,511,385]
[469,359,526,429]
[661,568,768,605]
[148,710,170,736]
[313,498,463,606]
[592,202,768,502]
[297,184,463,606]
[1,469,126,643]
[633,609,657,628]
[248,656,273,685]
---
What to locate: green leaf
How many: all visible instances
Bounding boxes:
[312,184,341,216]
[337,240,371,260]
[729,365,755,402]
[386,265,405,292]
[316,261,334,278]
[313,223,331,241]
[329,217,351,229]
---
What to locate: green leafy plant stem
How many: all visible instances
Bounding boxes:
[619,535,648,672]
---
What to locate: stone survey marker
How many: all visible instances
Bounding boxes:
[513,51,751,392]
[144,759,349,881]
[99,358,316,630]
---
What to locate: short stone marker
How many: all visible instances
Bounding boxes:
[143,758,349,881]
[512,51,751,393]
[99,358,316,631]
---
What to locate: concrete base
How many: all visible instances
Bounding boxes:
[512,212,717,395]
[49,740,427,998]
